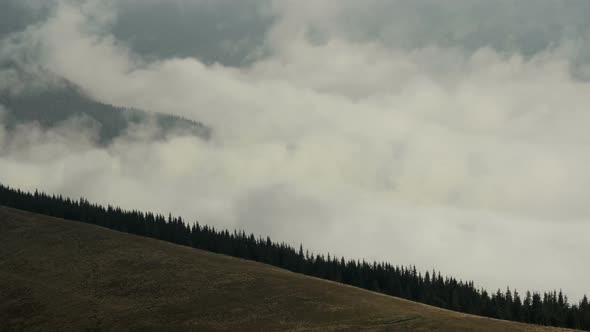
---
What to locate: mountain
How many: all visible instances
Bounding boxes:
[0,206,578,331]
[0,83,211,144]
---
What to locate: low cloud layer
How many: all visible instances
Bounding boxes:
[1,0,589,299]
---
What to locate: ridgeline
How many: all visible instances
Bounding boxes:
[0,184,589,330]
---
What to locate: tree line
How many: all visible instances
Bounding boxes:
[0,183,588,330]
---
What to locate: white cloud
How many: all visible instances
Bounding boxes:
[1,0,590,299]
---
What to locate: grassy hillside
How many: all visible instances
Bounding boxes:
[0,207,577,331]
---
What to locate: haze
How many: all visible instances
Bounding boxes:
[1,0,589,300]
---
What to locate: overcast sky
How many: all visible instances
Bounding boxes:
[1,0,589,300]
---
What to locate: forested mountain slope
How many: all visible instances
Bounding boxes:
[0,84,210,144]
[0,184,589,330]
[0,206,579,331]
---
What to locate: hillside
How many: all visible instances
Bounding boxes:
[0,207,577,331]
[0,84,211,144]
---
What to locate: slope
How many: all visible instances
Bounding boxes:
[0,207,576,331]
[0,84,211,144]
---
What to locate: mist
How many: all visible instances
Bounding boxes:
[1,0,589,299]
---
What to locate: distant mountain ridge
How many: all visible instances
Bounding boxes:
[0,82,211,144]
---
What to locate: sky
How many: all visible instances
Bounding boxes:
[1,0,589,300]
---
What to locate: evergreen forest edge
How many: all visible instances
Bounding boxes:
[0,183,588,330]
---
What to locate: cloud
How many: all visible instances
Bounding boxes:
[1,0,590,299]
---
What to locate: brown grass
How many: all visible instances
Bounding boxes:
[0,206,579,331]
